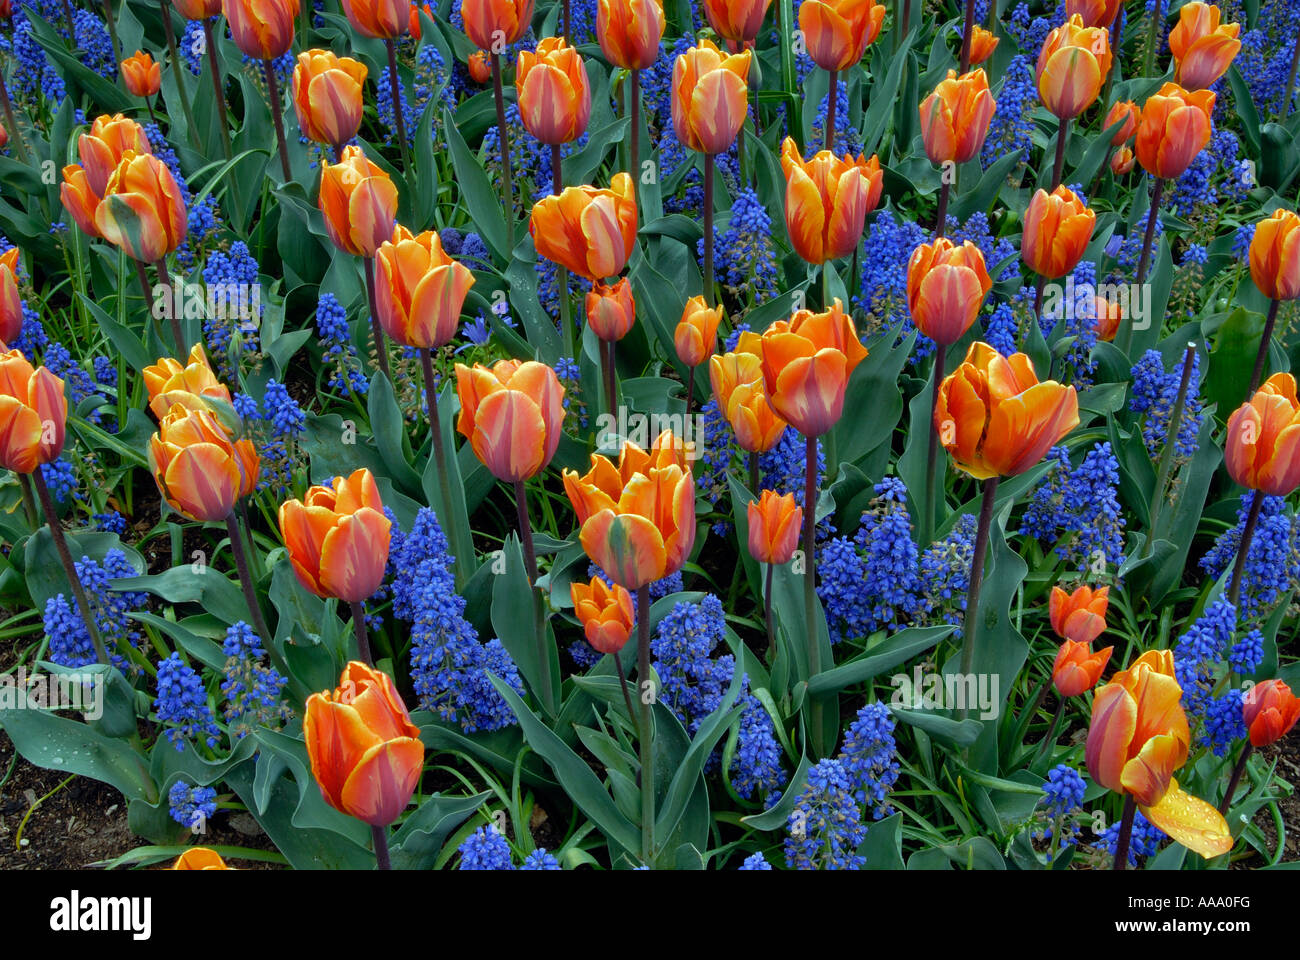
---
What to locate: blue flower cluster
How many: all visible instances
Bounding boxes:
[1173,598,1246,755]
[1035,764,1086,853]
[168,781,218,830]
[456,826,514,870]
[1097,809,1165,866]
[232,380,305,497]
[1020,443,1126,575]
[1199,492,1299,625]
[651,595,734,738]
[852,210,928,353]
[700,187,780,306]
[44,550,147,672]
[316,292,369,395]
[201,242,263,376]
[155,652,222,752]
[1128,348,1204,461]
[731,686,786,804]
[738,851,772,869]
[783,758,867,870]
[220,621,290,739]
[837,702,900,819]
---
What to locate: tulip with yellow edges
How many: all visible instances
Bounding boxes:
[0,247,19,347]
[598,0,665,202]
[142,344,232,420]
[1037,15,1110,190]
[709,339,789,472]
[967,25,998,64]
[747,489,802,658]
[1246,209,1300,396]
[1021,186,1095,333]
[292,50,367,155]
[799,0,884,149]
[224,0,300,179]
[674,295,724,418]
[172,848,231,870]
[780,137,882,269]
[918,69,995,237]
[77,114,151,199]
[59,165,101,239]
[571,575,638,718]
[1169,2,1240,90]
[120,50,160,101]
[587,277,636,414]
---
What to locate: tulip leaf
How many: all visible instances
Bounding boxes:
[807,625,955,697]
[443,108,508,262]
[832,329,914,466]
[739,741,811,831]
[415,711,559,791]
[859,812,906,870]
[27,13,133,113]
[490,534,561,716]
[110,563,249,627]
[860,33,914,158]
[21,530,144,612]
[952,151,1021,223]
[655,668,743,842]
[1227,64,1261,155]
[367,370,424,495]
[0,707,156,804]
[390,790,495,870]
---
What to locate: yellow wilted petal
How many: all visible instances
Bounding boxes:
[1140,778,1234,859]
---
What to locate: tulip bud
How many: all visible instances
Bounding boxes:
[906,237,992,345]
[702,0,774,45]
[1135,83,1215,180]
[747,490,801,565]
[1224,373,1300,497]
[173,0,223,18]
[408,2,434,36]
[570,576,636,653]
[0,349,66,473]
[0,248,21,346]
[517,37,592,145]
[1249,208,1300,301]
[455,360,566,482]
[468,50,492,83]
[586,277,636,342]
[462,0,534,52]
[59,165,102,238]
[94,151,188,263]
[968,25,998,65]
[149,405,257,521]
[223,0,300,61]
[319,145,399,258]
[1052,640,1112,697]
[1169,2,1241,90]
[1022,186,1095,280]
[1242,679,1300,747]
[919,68,996,166]
[529,173,637,281]
[1104,100,1138,145]
[373,230,475,349]
[798,0,885,71]
[759,299,867,437]
[1049,584,1108,644]
[780,137,882,265]
[597,0,666,70]
[120,51,161,99]
[671,38,752,156]
[292,50,368,150]
[279,469,393,602]
[173,848,231,869]
[1036,15,1111,119]
[674,295,724,368]
[340,0,411,38]
[1109,145,1135,175]
[1091,295,1122,341]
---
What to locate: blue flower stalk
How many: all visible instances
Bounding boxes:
[27,470,107,664]
[1143,341,1198,557]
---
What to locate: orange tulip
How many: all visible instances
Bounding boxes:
[120,51,161,98]
[671,38,752,155]
[0,123,7,151]
[968,25,998,64]
[1036,15,1111,119]
[1248,208,1300,301]
[143,344,233,420]
[279,468,393,602]
[562,433,696,590]
[709,340,788,453]
[701,0,774,44]
[408,2,433,35]
[173,0,223,17]
[934,341,1079,479]
[597,0,665,70]
[0,349,66,474]
[759,299,867,437]
[517,37,591,145]
[1169,2,1240,90]
[373,230,475,349]
[319,145,399,258]
[1064,0,1122,27]
[454,359,566,482]
[1104,100,1138,145]
[780,137,881,265]
[1049,584,1109,644]
[1086,650,1232,858]
[906,237,992,345]
[798,0,885,71]
[1110,145,1135,175]
[149,405,258,521]
[78,114,152,198]
[94,151,188,263]
[0,248,20,346]
[674,295,724,368]
[570,576,636,654]
[172,848,231,869]
[586,277,636,342]
[1224,373,1300,497]
[1052,640,1112,697]
[223,0,299,60]
[292,50,368,149]
[1135,83,1215,180]
[340,0,410,38]
[1022,186,1095,279]
[462,0,534,51]
[468,50,492,83]
[304,661,424,826]
[529,172,637,281]
[60,165,102,238]
[1242,679,1300,747]
[1092,294,1122,340]
[919,68,996,166]
[747,490,802,564]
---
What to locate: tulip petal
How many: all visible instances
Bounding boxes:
[1086,682,1136,793]
[304,697,382,810]
[1141,779,1234,859]
[339,737,425,826]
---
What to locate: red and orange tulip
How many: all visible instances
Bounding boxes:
[968,25,999,64]
[279,468,393,602]
[798,0,885,72]
[304,661,424,826]
[1086,650,1232,857]
[59,165,102,238]
[1248,208,1300,301]
[1224,373,1300,497]
[149,405,258,521]
[674,295,724,368]
[906,237,992,345]
[340,0,411,38]
[120,51,161,99]
[0,248,20,346]
[1052,640,1112,697]
[0,349,66,474]
[935,341,1079,479]
[407,1,433,35]
[1036,14,1111,119]
[1104,100,1139,145]
[1092,294,1123,341]
[517,37,592,145]
[529,172,637,281]
[172,848,231,869]
[319,145,399,258]
[1242,679,1300,747]
[94,151,188,263]
[586,277,637,342]
[1110,145,1135,175]
[1022,186,1095,280]
[454,359,566,482]
[570,576,636,653]
[78,114,152,198]
[780,137,882,265]
[1064,0,1122,27]
[468,50,492,83]
[223,0,299,60]
[143,344,232,420]
[670,38,752,156]
[462,0,534,51]
[759,299,867,437]
[596,0,666,70]
[919,68,996,166]
[1135,83,1215,181]
[747,490,802,565]
[1169,2,1240,90]
[709,340,788,453]
[292,50,368,150]
[373,230,475,349]
[1049,584,1109,644]
[173,0,223,17]
[701,0,774,45]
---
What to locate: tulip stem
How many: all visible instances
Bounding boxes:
[614,649,636,726]
[900,0,910,45]
[59,0,76,46]
[513,479,539,584]
[684,364,695,420]
[300,0,311,49]
[226,513,273,645]
[262,59,293,182]
[1144,341,1197,554]
[563,0,571,42]
[102,0,122,64]
[747,451,759,495]
[1032,273,1046,333]
[31,471,108,665]
[636,583,655,867]
[238,502,262,581]
[959,0,977,71]
[203,19,233,163]
[1050,117,1069,190]
[1218,742,1253,815]
[514,479,554,712]
[825,69,837,153]
[371,825,391,870]
[1033,697,1066,765]
[0,76,29,164]
[1134,178,1163,286]
[703,154,715,306]
[159,0,201,149]
[491,53,515,254]
[921,348,945,548]
[1113,794,1137,869]
[764,561,776,662]
[17,471,38,529]
[1227,490,1264,610]
[362,257,392,378]
[934,178,950,239]
[135,259,167,346]
[803,434,826,753]
[349,600,373,667]
[629,69,641,211]
[957,475,998,721]
[602,338,617,417]
[1248,299,1279,398]
[420,348,461,584]
[1141,0,1162,78]
[154,259,185,352]
[385,39,412,174]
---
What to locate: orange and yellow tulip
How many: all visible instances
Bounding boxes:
[1135,83,1215,180]
[1052,640,1112,697]
[292,50,368,150]
[304,661,424,826]
[454,359,566,482]
[78,114,152,198]
[747,490,802,565]
[562,433,696,589]
[919,68,996,166]
[462,0,534,51]
[780,137,882,265]
[173,0,223,17]
[94,151,188,263]
[1064,0,1122,27]
[1224,373,1300,497]
[670,38,752,156]
[0,248,20,346]
[906,237,992,345]
[1169,2,1240,90]
[570,576,636,653]
[935,341,1079,479]
[517,37,592,145]
[798,0,885,71]
[223,0,299,60]
[1092,294,1123,341]
[1242,679,1300,747]
[149,405,258,521]
[319,145,399,258]
[1248,208,1300,301]
[1086,650,1232,857]
[279,468,393,602]
[373,230,475,349]
[675,295,724,368]
[586,277,636,342]
[0,349,66,474]
[1104,100,1139,145]
[1110,145,1135,175]
[1036,15,1111,119]
[60,165,102,238]
[172,848,231,869]
[529,172,637,281]
[759,299,867,437]
[1022,186,1095,279]
[468,50,492,83]
[701,0,774,45]
[968,25,998,64]
[1049,584,1108,644]
[340,0,410,38]
[709,341,788,453]
[597,0,666,70]
[120,51,161,98]
[143,344,232,420]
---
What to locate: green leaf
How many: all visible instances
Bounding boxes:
[444,108,507,261]
[490,535,560,714]
[0,708,156,803]
[390,791,495,870]
[807,625,955,696]
[367,370,423,494]
[890,706,983,746]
